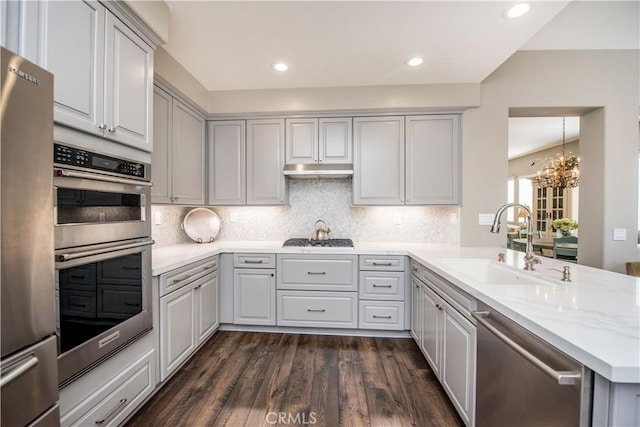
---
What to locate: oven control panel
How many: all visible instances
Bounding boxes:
[54,144,148,179]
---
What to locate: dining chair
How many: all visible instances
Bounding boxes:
[553,236,578,262]
[518,229,542,239]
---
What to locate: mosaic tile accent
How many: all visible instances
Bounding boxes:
[152,179,459,246]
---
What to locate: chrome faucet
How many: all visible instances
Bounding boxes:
[490,203,541,271]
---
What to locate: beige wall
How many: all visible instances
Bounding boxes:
[124,0,170,43]
[207,83,481,115]
[508,140,579,178]
[154,46,208,111]
[461,50,639,272]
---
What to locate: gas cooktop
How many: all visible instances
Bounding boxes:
[283,238,354,248]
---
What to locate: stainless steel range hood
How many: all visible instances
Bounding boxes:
[283,164,353,179]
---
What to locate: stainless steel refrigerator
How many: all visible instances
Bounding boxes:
[1,47,60,426]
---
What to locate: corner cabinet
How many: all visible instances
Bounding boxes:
[152,86,205,205]
[353,116,405,205]
[246,119,287,205]
[23,0,154,152]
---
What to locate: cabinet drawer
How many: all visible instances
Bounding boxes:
[234,253,276,268]
[160,256,217,296]
[359,255,405,271]
[359,271,405,300]
[61,349,155,427]
[277,291,357,328]
[410,260,424,277]
[359,301,404,330]
[277,255,357,291]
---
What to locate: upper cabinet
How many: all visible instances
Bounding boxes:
[406,115,460,205]
[152,86,205,205]
[246,119,287,205]
[208,121,247,205]
[353,116,406,205]
[19,0,154,152]
[207,119,286,206]
[354,115,460,206]
[285,118,352,165]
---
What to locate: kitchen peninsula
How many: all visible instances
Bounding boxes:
[151,240,640,426]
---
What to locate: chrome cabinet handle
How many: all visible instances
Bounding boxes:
[98,123,107,130]
[373,284,392,288]
[372,262,393,266]
[373,315,392,319]
[172,274,193,284]
[243,260,264,264]
[307,271,326,275]
[95,398,128,425]
[472,310,581,385]
[107,126,116,133]
[0,355,38,388]
[307,308,326,312]
[435,304,444,311]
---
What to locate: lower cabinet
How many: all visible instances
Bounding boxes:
[159,257,219,381]
[411,261,476,427]
[277,290,358,328]
[59,334,156,427]
[233,253,276,326]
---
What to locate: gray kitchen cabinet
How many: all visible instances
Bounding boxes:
[233,253,276,326]
[208,121,246,205]
[246,119,286,205]
[152,86,205,205]
[285,117,352,165]
[22,0,153,152]
[406,115,460,205]
[358,255,406,331]
[353,116,405,205]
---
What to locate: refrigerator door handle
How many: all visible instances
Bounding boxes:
[0,355,38,388]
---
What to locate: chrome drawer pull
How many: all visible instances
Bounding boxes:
[307,271,326,275]
[307,308,326,312]
[172,274,193,284]
[95,398,128,425]
[373,315,392,319]
[202,264,215,271]
[372,262,393,266]
[0,355,38,388]
[243,259,264,264]
[372,284,392,288]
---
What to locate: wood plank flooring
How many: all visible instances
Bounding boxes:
[126,331,463,427]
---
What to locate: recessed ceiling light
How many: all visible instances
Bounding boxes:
[272,62,288,72]
[505,3,530,19]
[407,57,424,67]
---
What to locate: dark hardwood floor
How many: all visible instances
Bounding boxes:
[126,331,463,427]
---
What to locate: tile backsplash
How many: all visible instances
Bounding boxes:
[152,179,459,247]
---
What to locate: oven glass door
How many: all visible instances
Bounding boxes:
[54,170,151,249]
[55,239,152,385]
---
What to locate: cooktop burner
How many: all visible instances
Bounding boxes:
[283,238,354,248]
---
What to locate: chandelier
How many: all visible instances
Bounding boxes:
[534,117,580,189]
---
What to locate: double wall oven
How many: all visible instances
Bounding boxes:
[53,143,154,386]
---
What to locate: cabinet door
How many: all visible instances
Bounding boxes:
[104,11,153,151]
[233,269,276,326]
[39,0,105,137]
[160,285,195,381]
[319,118,352,164]
[441,305,476,427]
[208,121,246,205]
[411,277,421,343]
[285,118,318,165]
[195,272,219,345]
[406,115,460,205]
[420,283,442,377]
[246,119,286,205]
[151,87,172,203]
[171,101,205,205]
[353,117,405,205]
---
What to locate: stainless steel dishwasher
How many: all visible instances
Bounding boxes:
[472,302,592,427]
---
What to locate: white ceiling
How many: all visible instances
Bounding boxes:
[160,1,638,153]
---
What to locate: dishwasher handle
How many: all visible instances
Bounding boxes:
[472,310,581,386]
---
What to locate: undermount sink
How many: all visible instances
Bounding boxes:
[438,258,552,285]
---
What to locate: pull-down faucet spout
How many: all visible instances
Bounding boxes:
[490,203,541,271]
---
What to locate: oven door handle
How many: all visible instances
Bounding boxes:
[54,168,153,187]
[57,240,154,262]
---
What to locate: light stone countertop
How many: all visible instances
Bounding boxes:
[152,241,640,384]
